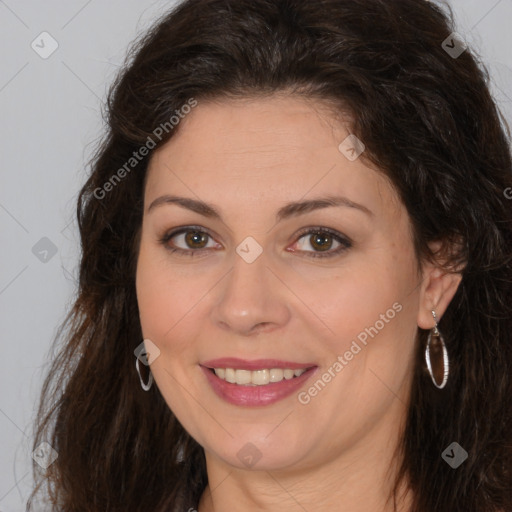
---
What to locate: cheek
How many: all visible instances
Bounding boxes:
[304,267,417,433]
[135,242,193,353]
[319,265,411,346]
[313,246,418,393]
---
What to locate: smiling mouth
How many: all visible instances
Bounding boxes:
[207,367,312,386]
[200,362,318,407]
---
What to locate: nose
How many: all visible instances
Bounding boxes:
[211,250,291,337]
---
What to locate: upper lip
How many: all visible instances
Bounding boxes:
[201,357,317,371]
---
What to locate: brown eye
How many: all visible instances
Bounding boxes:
[309,232,334,252]
[293,228,352,259]
[159,226,217,256]
[184,230,209,249]
[159,226,352,259]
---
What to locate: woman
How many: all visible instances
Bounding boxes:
[28,0,512,511]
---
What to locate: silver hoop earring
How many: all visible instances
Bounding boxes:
[135,356,153,391]
[425,310,449,389]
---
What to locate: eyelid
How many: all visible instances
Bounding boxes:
[158,225,219,250]
[158,225,353,258]
[294,226,352,244]
[290,226,352,258]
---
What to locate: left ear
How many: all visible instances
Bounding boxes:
[417,240,465,330]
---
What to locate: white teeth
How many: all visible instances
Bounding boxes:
[269,368,284,382]
[252,369,270,385]
[234,369,252,385]
[225,368,236,383]
[213,367,308,386]
[283,369,295,380]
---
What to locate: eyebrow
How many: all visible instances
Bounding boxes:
[146,194,373,221]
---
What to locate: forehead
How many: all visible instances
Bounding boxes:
[144,95,402,221]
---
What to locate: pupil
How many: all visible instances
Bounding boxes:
[186,231,207,248]
[183,231,333,251]
[312,233,331,251]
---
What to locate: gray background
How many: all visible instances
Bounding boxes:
[0,1,510,510]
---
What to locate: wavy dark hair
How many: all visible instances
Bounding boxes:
[27,0,512,511]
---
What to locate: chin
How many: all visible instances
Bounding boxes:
[203,432,312,472]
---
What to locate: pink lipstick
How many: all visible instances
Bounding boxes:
[200,358,318,407]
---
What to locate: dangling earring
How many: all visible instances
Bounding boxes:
[135,352,154,391]
[425,310,449,389]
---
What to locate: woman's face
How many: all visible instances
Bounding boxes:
[135,95,427,472]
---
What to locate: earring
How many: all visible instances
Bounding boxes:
[425,310,449,389]
[135,355,154,391]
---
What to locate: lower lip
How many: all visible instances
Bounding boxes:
[200,365,318,407]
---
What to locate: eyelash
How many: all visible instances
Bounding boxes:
[158,225,352,259]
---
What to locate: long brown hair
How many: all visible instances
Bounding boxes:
[28,1,512,510]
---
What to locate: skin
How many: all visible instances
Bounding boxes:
[135,94,462,512]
